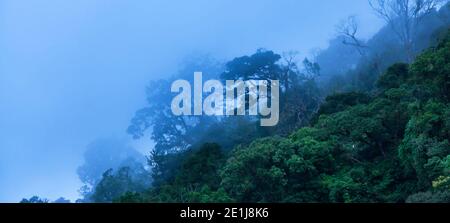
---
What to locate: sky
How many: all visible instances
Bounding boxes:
[0,0,384,202]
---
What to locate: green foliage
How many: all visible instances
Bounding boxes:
[113,192,145,203]
[315,92,372,117]
[93,30,450,204]
[91,166,149,203]
[221,49,282,81]
[217,33,450,203]
[174,143,224,188]
[133,143,232,203]
[409,32,450,101]
[177,186,235,203]
[220,135,333,202]
[376,63,410,90]
[220,49,322,135]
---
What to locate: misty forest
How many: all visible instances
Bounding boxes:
[10,1,450,203]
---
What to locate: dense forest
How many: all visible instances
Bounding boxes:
[21,1,450,203]
[117,32,449,203]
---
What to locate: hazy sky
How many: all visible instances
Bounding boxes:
[0,0,383,202]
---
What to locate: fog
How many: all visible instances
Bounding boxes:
[0,0,383,202]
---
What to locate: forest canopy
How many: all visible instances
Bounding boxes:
[136,29,449,203]
[19,1,450,204]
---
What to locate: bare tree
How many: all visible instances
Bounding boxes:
[336,15,369,56]
[302,57,321,80]
[281,50,299,92]
[368,0,444,61]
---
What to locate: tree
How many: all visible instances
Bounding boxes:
[76,137,146,201]
[221,49,283,82]
[281,51,301,92]
[312,92,372,123]
[141,143,231,203]
[376,63,410,89]
[336,16,369,56]
[302,58,321,80]
[127,57,225,186]
[91,166,150,203]
[128,56,222,155]
[220,135,334,202]
[174,143,225,189]
[369,0,445,61]
[128,79,196,154]
[20,196,49,203]
[220,34,450,203]
[221,49,322,135]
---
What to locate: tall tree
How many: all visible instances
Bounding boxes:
[336,16,369,56]
[369,0,445,61]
